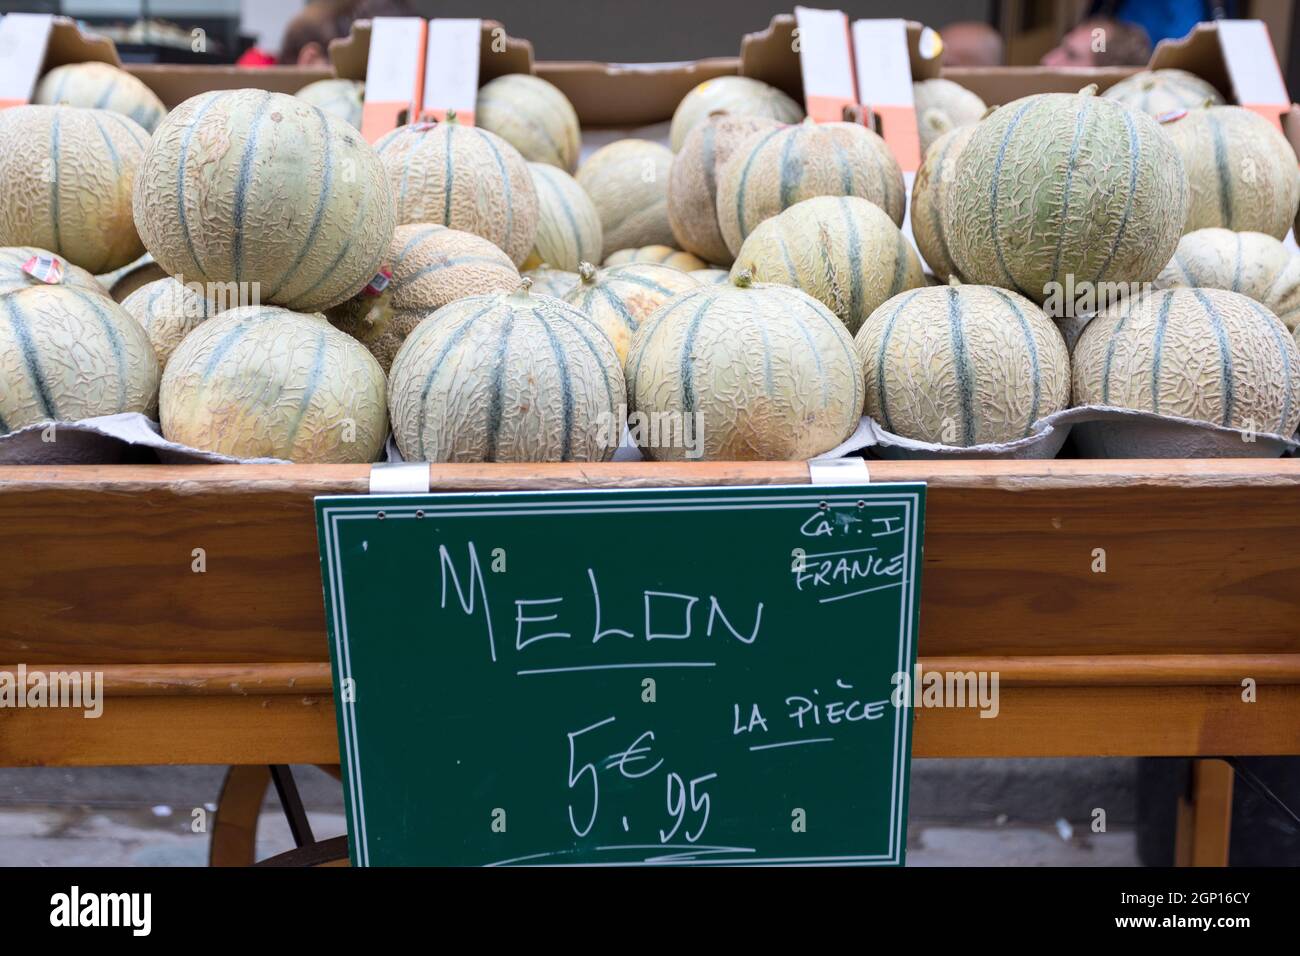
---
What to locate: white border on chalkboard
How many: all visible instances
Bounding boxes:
[320,487,922,866]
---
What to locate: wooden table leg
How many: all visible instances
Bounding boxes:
[1175,758,1235,866]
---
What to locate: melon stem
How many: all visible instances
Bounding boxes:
[577,261,597,284]
[733,269,755,288]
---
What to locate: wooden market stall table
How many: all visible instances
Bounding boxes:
[0,459,1297,866]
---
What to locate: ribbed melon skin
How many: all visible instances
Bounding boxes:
[525,163,603,271]
[564,261,701,362]
[731,196,925,334]
[1074,288,1300,436]
[34,62,167,133]
[669,76,803,152]
[375,119,538,267]
[1161,106,1300,239]
[0,246,107,299]
[122,276,218,369]
[477,74,581,172]
[912,79,985,156]
[328,224,520,372]
[0,284,160,433]
[604,246,707,271]
[388,289,625,463]
[577,139,675,259]
[945,91,1188,305]
[161,307,388,462]
[135,90,395,313]
[692,268,730,284]
[911,125,976,281]
[0,105,147,274]
[523,265,579,298]
[668,114,783,265]
[295,79,364,129]
[1102,69,1224,117]
[1156,228,1300,331]
[855,284,1070,446]
[716,122,906,257]
[626,280,863,460]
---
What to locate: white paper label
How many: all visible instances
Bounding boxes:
[423,18,481,118]
[0,13,54,104]
[1218,19,1288,106]
[795,6,855,103]
[851,18,913,107]
[364,16,425,104]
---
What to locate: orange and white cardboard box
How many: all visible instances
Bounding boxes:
[359,17,427,143]
[793,6,858,123]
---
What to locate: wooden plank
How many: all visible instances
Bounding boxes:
[1,461,1297,665]
[1,683,1296,766]
[1175,759,1235,867]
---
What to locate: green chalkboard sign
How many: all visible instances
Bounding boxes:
[315,483,925,866]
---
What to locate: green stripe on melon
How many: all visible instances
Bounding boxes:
[160,306,388,462]
[1156,228,1300,331]
[122,276,218,369]
[1102,69,1225,117]
[563,260,701,362]
[910,124,976,282]
[34,61,167,133]
[577,139,676,260]
[525,163,603,272]
[854,283,1069,445]
[625,273,862,460]
[669,76,803,152]
[1074,287,1300,436]
[477,74,581,172]
[388,283,625,462]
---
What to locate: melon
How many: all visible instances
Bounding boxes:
[945,87,1188,306]
[295,78,364,129]
[693,268,730,284]
[388,283,625,462]
[0,284,159,433]
[716,121,905,257]
[0,105,147,273]
[1160,106,1300,239]
[0,246,106,299]
[910,124,977,281]
[523,265,580,298]
[1102,69,1224,117]
[912,78,986,156]
[576,139,675,259]
[855,283,1070,445]
[34,61,167,133]
[1156,228,1300,330]
[160,306,388,462]
[374,114,538,267]
[669,76,803,152]
[604,246,707,271]
[1074,288,1300,437]
[477,73,581,172]
[668,113,784,265]
[524,163,603,272]
[563,260,701,363]
[730,196,925,334]
[135,89,395,312]
[121,276,219,369]
[100,253,168,303]
[626,272,862,460]
[328,223,520,373]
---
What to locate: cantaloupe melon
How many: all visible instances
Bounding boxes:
[374,114,538,267]
[34,61,167,132]
[912,78,986,156]
[0,246,107,299]
[604,246,707,271]
[121,276,218,368]
[716,121,905,257]
[910,124,977,281]
[1102,69,1224,117]
[625,272,862,459]
[295,78,364,129]
[855,283,1070,445]
[730,196,925,334]
[0,105,147,274]
[1156,228,1300,330]
[576,139,675,259]
[135,90,395,312]
[668,113,784,265]
[523,265,580,298]
[1160,106,1300,239]
[945,87,1188,305]
[160,306,388,462]
[1074,287,1300,436]
[692,268,730,284]
[524,163,603,272]
[477,73,581,172]
[0,284,159,433]
[388,282,625,462]
[668,76,803,152]
[328,223,520,373]
[563,260,701,362]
